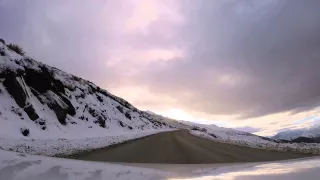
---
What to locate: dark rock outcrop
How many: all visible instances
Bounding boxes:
[23,66,75,123]
[3,76,27,108]
[42,91,70,125]
[95,116,106,128]
[58,93,76,116]
[52,79,65,94]
[116,105,124,113]
[0,48,5,56]
[3,76,40,120]
[24,66,66,94]
[96,94,103,102]
[119,121,125,127]
[125,112,131,120]
[48,103,68,125]
[20,128,30,136]
[0,38,5,44]
[24,105,39,121]
[24,68,52,94]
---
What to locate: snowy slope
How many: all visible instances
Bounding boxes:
[0,41,186,155]
[0,41,183,138]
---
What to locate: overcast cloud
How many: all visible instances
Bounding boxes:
[1,0,320,135]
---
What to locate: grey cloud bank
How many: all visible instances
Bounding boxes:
[133,0,320,118]
[1,0,320,122]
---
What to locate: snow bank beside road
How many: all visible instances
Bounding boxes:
[0,129,173,156]
[191,130,320,155]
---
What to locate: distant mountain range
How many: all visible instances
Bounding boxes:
[272,125,320,143]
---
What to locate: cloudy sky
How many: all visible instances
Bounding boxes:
[1,0,320,136]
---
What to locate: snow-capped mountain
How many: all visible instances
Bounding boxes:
[272,125,320,141]
[272,130,305,141]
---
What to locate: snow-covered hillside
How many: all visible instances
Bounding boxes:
[0,40,187,155]
[272,125,320,141]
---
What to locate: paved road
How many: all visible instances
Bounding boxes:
[74,130,312,164]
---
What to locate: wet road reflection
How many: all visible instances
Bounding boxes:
[169,157,320,180]
[1,150,320,180]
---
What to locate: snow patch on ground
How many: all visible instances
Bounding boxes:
[0,129,173,156]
